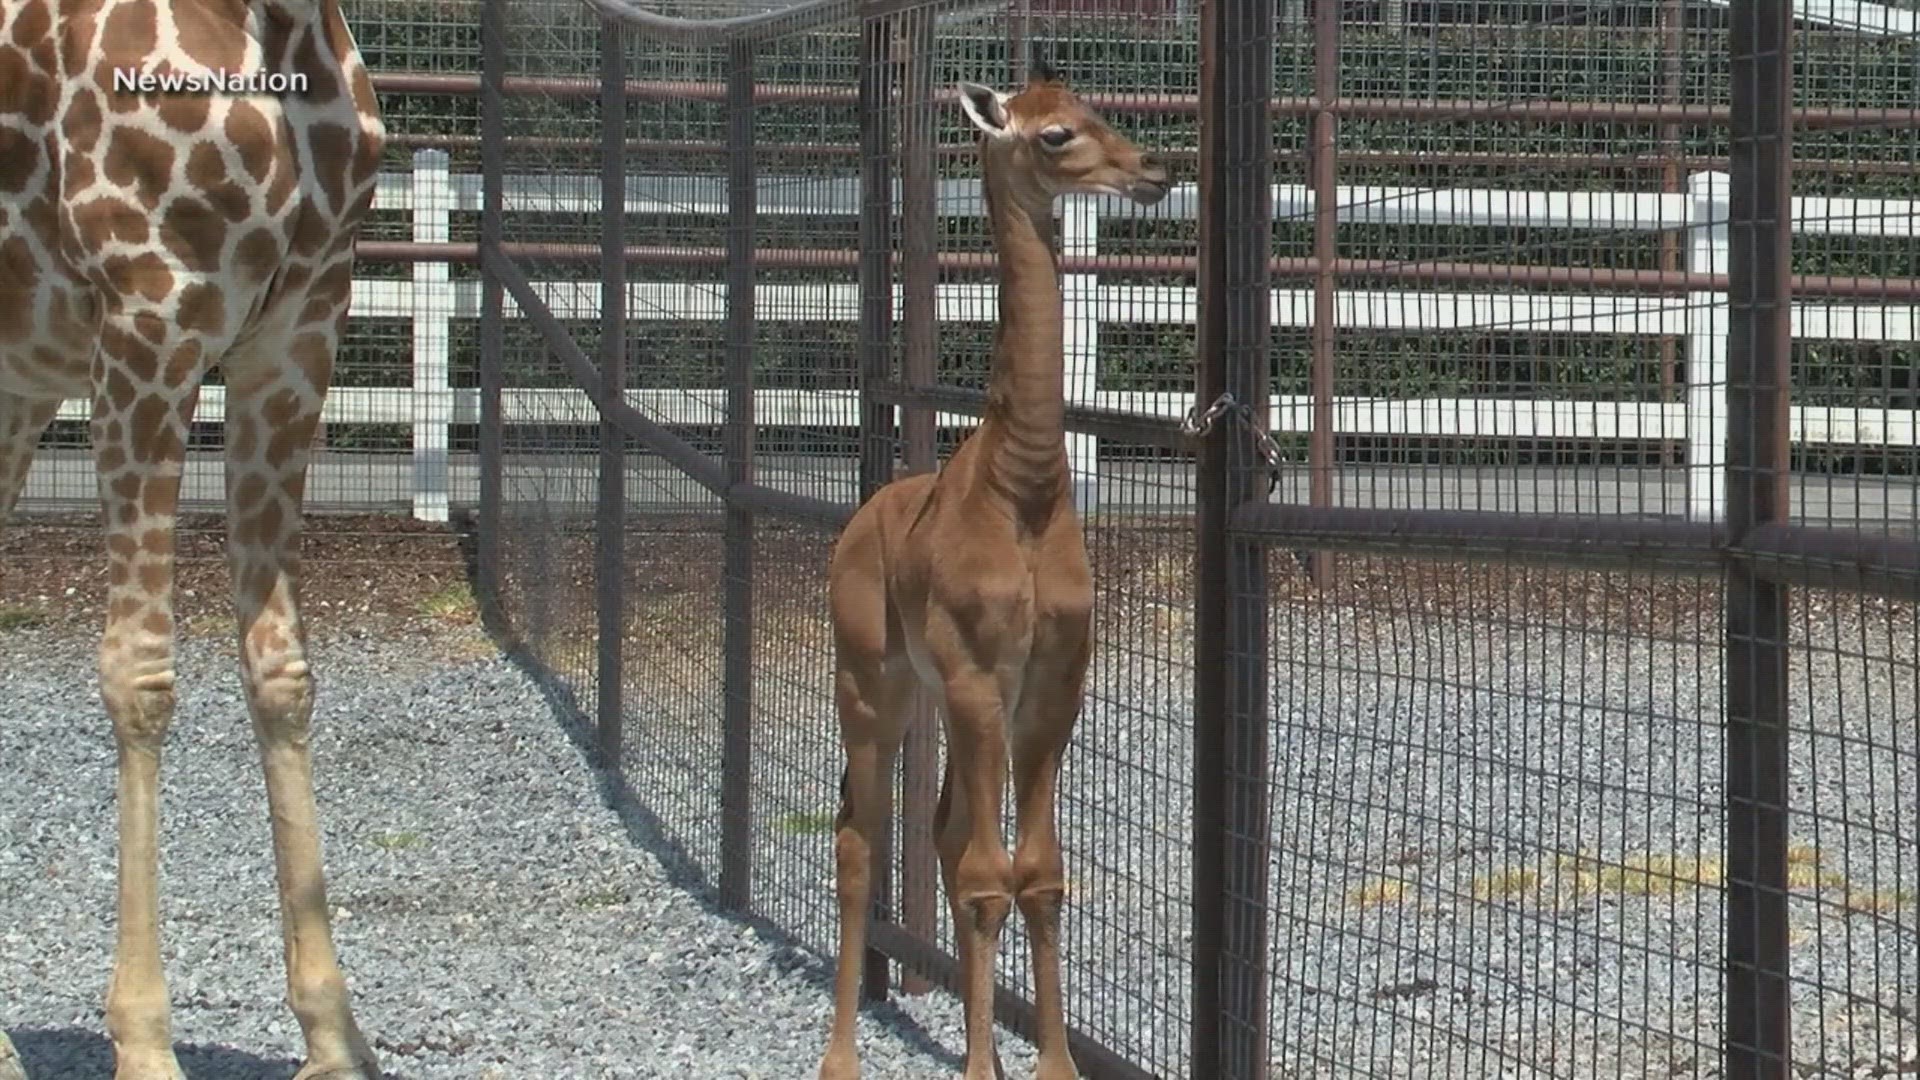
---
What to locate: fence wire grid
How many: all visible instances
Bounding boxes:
[464,0,1916,1077]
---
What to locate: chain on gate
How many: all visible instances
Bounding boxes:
[1183,391,1315,571]
[1182,391,1287,494]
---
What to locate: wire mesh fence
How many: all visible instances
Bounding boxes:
[458,0,1917,1076]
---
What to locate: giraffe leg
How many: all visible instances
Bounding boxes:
[0,1029,21,1080]
[818,653,913,1080]
[221,331,380,1080]
[91,333,202,1080]
[0,391,58,1080]
[1009,638,1091,1080]
[0,391,60,522]
[935,668,1016,1080]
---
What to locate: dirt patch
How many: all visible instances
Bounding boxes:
[8,509,1910,661]
[0,510,476,643]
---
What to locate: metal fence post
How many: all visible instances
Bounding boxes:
[1723,2,1793,1075]
[595,16,628,769]
[720,38,758,915]
[1305,0,1338,585]
[894,3,940,999]
[855,3,897,1002]
[477,0,506,604]
[1193,0,1275,1072]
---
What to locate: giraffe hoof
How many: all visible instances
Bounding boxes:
[293,1065,382,1080]
[0,1031,27,1080]
[110,1050,185,1080]
[816,1046,860,1080]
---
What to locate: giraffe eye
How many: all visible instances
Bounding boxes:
[1038,126,1074,148]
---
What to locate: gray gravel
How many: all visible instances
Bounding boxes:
[6,601,1916,1079]
[0,627,1029,1079]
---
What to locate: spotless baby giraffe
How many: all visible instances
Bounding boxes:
[0,0,385,1075]
[818,67,1169,1080]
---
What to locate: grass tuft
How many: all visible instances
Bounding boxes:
[418,582,479,623]
[1472,866,1543,901]
[0,605,48,631]
[1346,877,1410,908]
[777,811,837,836]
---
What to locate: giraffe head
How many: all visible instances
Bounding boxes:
[955,64,1170,208]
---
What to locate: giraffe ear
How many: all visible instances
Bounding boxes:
[956,82,1012,137]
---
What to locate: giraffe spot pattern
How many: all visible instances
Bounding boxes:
[101,126,175,209]
[159,195,225,270]
[0,128,40,194]
[172,0,247,74]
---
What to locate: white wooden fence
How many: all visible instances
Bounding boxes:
[57,149,1915,523]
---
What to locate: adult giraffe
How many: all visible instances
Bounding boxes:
[818,68,1169,1080]
[0,0,386,1074]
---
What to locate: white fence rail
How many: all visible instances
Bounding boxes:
[52,149,1917,522]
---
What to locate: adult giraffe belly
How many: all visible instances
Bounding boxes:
[46,0,385,348]
[0,15,98,403]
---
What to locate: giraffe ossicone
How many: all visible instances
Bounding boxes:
[0,0,386,1075]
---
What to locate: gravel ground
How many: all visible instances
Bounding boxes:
[5,518,1917,1078]
[0,625,1035,1079]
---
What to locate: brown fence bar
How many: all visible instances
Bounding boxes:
[353,241,1920,300]
[382,128,1920,177]
[869,380,1193,450]
[595,16,628,772]
[854,2,896,1005]
[1305,0,1337,587]
[1229,504,1920,600]
[893,3,941,998]
[475,0,506,600]
[368,71,1920,130]
[721,40,757,915]
[1738,523,1920,601]
[1193,0,1276,1070]
[1724,3,1795,1076]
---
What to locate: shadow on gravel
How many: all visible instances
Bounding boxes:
[6,1026,368,1080]
[448,519,964,1073]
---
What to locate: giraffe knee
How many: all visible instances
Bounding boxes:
[245,659,316,742]
[1013,851,1065,898]
[98,662,178,749]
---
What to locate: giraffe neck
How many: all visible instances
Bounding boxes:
[977,154,1069,522]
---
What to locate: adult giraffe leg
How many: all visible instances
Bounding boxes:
[1009,631,1091,1080]
[0,392,59,521]
[221,324,381,1080]
[0,392,59,1080]
[935,667,1016,1080]
[91,315,208,1080]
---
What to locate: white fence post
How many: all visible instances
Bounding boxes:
[1062,197,1100,513]
[410,149,453,523]
[1686,170,1731,523]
